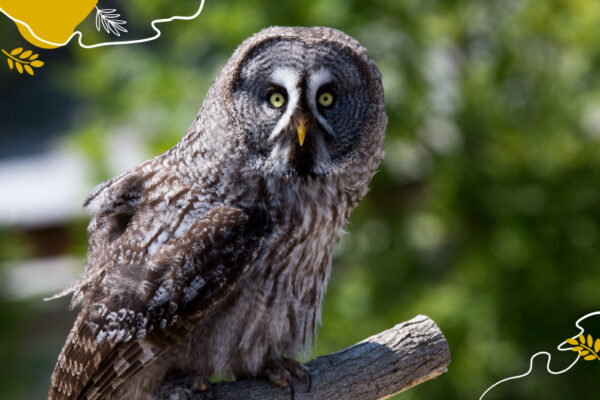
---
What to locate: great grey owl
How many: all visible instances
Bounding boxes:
[48,26,386,400]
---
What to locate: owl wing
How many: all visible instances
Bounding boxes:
[49,204,271,400]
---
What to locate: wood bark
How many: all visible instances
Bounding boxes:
[181,314,450,399]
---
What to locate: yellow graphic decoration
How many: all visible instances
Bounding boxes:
[566,334,600,361]
[2,47,44,75]
[1,0,204,76]
[0,0,97,49]
[480,312,600,400]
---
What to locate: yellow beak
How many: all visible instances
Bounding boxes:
[296,120,307,146]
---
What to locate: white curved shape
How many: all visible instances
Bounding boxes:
[479,311,600,400]
[307,67,335,137]
[268,67,300,142]
[0,0,205,49]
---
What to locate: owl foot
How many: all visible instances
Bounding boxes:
[262,357,311,400]
[153,373,215,400]
[191,377,215,399]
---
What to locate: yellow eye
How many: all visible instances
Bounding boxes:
[318,92,334,107]
[269,92,286,108]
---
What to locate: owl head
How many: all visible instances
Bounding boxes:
[187,26,386,182]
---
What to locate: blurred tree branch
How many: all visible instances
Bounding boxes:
[160,315,450,400]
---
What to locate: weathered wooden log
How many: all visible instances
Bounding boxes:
[166,314,450,399]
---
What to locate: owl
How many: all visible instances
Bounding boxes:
[48,26,386,400]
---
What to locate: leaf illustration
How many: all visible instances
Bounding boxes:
[101,17,109,33]
[95,7,128,37]
[3,48,46,76]
[567,333,600,362]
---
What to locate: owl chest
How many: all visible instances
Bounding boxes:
[178,208,343,377]
[242,211,341,331]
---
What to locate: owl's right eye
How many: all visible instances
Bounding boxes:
[269,92,286,108]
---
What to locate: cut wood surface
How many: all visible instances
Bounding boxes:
[178,314,451,400]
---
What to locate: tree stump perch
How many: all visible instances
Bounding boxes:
[178,314,450,399]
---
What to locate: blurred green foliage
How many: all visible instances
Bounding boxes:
[2,0,600,398]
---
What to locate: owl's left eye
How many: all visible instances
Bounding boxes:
[269,92,286,108]
[318,92,334,107]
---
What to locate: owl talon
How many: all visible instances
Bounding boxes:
[155,373,214,400]
[304,369,312,393]
[262,357,310,399]
[192,377,215,398]
[281,357,311,393]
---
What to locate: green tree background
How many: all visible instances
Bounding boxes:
[1,0,600,399]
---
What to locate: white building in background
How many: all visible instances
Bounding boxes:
[0,131,148,300]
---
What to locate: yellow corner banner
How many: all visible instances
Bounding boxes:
[1,0,98,48]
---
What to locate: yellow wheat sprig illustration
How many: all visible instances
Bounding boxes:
[2,47,45,75]
[566,334,600,361]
